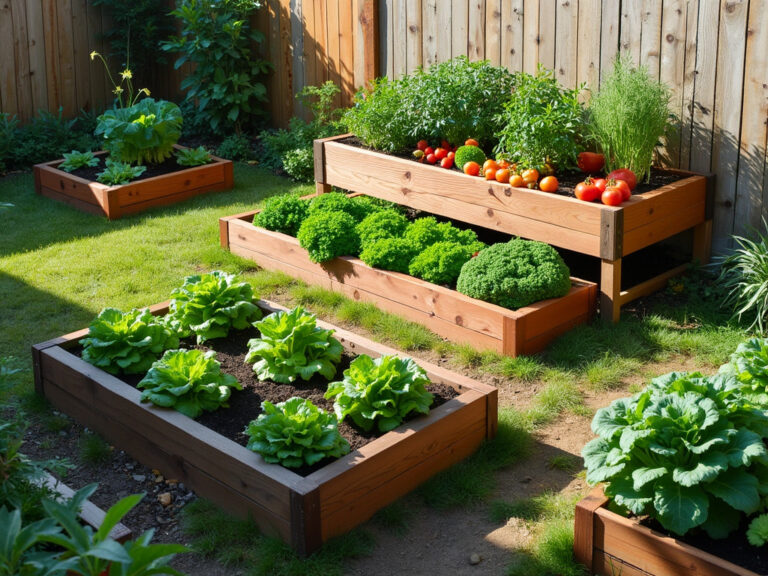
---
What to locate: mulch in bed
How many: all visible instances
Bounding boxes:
[87,325,458,477]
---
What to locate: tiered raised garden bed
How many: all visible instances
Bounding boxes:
[313,134,714,322]
[32,299,498,555]
[33,145,234,219]
[220,204,597,357]
[574,487,758,576]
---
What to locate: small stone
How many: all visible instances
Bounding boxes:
[469,553,482,565]
[158,492,172,507]
[166,478,178,486]
[154,475,164,484]
[177,483,185,491]
[125,462,135,471]
[132,474,146,483]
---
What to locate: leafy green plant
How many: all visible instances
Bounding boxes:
[325,354,434,432]
[453,145,486,171]
[494,67,585,171]
[166,270,262,344]
[9,108,96,168]
[409,241,483,286]
[215,133,253,161]
[162,0,271,134]
[95,159,146,185]
[307,192,380,223]
[359,238,417,273]
[720,338,768,405]
[748,514,768,546]
[456,239,571,309]
[0,113,18,173]
[95,98,183,164]
[175,146,212,167]
[254,194,310,236]
[58,150,100,172]
[297,211,360,263]
[245,397,350,468]
[404,217,480,252]
[587,55,672,182]
[80,308,179,375]
[582,371,768,537]
[716,225,768,333]
[356,209,409,249]
[245,306,343,383]
[138,349,241,418]
[0,505,65,576]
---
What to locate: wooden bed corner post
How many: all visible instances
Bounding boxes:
[290,486,322,556]
[599,207,624,323]
[313,138,331,195]
[693,172,716,265]
[573,487,609,572]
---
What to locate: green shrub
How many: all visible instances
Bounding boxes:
[216,133,253,161]
[10,109,96,168]
[409,241,484,286]
[58,150,99,172]
[456,239,571,309]
[245,397,350,468]
[297,211,360,263]
[404,217,481,252]
[588,55,672,182]
[254,194,309,236]
[359,237,417,273]
[325,354,434,432]
[308,192,377,222]
[138,349,241,418]
[282,147,315,182]
[96,159,146,185]
[453,145,486,171]
[356,209,409,249]
[494,67,585,171]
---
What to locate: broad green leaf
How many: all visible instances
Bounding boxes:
[653,480,708,535]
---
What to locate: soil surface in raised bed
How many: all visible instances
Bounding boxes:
[338,135,686,198]
[79,324,458,477]
[62,154,203,184]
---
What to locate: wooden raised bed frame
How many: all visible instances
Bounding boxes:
[33,300,498,555]
[219,206,597,357]
[314,134,715,323]
[574,487,758,576]
[33,145,234,219]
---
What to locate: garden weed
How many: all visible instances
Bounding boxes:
[79,431,112,465]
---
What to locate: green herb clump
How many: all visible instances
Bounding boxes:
[245,397,350,468]
[456,239,571,309]
[80,308,179,375]
[58,150,99,172]
[95,159,147,185]
[356,209,409,249]
[281,148,314,182]
[404,217,480,252]
[359,238,417,273]
[409,241,484,286]
[95,98,183,165]
[308,192,381,223]
[494,67,585,171]
[175,146,212,166]
[344,56,516,152]
[587,55,672,182]
[138,349,241,418]
[325,354,434,433]
[453,145,486,171]
[166,270,262,343]
[254,194,310,236]
[583,371,768,538]
[748,514,768,547]
[215,133,253,161]
[245,306,343,383]
[297,211,360,263]
[719,338,768,405]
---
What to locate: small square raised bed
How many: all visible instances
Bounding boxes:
[219,206,597,357]
[33,145,234,219]
[574,487,757,576]
[32,300,497,555]
[314,134,714,322]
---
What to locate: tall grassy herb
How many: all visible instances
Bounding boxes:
[587,55,672,182]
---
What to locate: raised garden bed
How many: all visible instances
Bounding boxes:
[574,487,759,576]
[33,145,233,219]
[32,300,498,555]
[314,134,714,322]
[219,207,597,357]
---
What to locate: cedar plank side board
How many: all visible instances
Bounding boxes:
[219,211,597,357]
[33,299,498,555]
[315,135,712,323]
[574,487,758,576]
[33,145,234,219]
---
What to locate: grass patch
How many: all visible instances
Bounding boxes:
[527,373,587,428]
[548,454,580,472]
[79,431,112,465]
[371,498,414,536]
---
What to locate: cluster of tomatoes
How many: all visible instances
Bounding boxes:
[468,160,559,192]
[412,139,457,169]
[575,152,637,206]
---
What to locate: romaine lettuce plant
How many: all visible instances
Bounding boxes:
[245,397,350,468]
[245,306,342,383]
[166,271,262,343]
[174,146,212,166]
[325,354,434,432]
[96,159,147,185]
[80,308,179,375]
[138,349,241,418]
[583,371,768,538]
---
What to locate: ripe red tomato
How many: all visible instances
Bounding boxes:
[577,152,605,173]
[416,140,429,151]
[434,147,448,160]
[447,151,455,160]
[539,176,559,192]
[424,146,435,157]
[495,168,511,183]
[609,179,631,201]
[465,138,480,147]
[441,139,452,150]
[484,167,497,180]
[607,168,637,191]
[425,153,437,165]
[574,179,601,202]
[601,188,623,206]
[593,178,608,193]
[440,156,454,169]
[463,161,481,176]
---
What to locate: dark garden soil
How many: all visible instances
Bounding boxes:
[65,155,195,183]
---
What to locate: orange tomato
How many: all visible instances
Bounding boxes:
[521,168,539,184]
[496,159,510,169]
[484,167,497,180]
[482,159,499,173]
[463,161,481,176]
[509,174,524,187]
[539,176,559,193]
[495,168,510,183]
[465,138,480,147]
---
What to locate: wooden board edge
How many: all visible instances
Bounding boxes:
[573,487,610,570]
[290,487,322,556]
[600,207,624,261]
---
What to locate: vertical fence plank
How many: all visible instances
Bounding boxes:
[56,0,76,117]
[435,0,451,63]
[302,0,317,99]
[523,0,540,74]
[266,0,283,125]
[291,0,306,115]
[659,0,686,166]
[0,1,18,115]
[27,0,49,115]
[555,0,578,88]
[451,0,468,58]
[711,0,748,253]
[326,0,341,108]
[11,0,33,120]
[339,0,355,103]
[576,0,601,92]
[600,0,620,83]
[689,0,718,176]
[422,0,438,68]
[639,0,662,79]
[467,0,485,61]
[501,0,523,72]
[485,0,501,66]
[678,0,700,170]
[314,0,328,86]
[392,0,407,77]
[538,0,555,69]
[71,0,90,112]
[621,0,644,65]
[380,0,392,77]
[84,0,104,111]
[406,0,422,73]
[42,0,61,113]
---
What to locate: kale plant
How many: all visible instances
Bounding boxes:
[57,150,99,173]
[325,354,434,432]
[138,349,241,418]
[297,211,360,263]
[254,194,310,236]
[245,306,343,384]
[245,397,350,468]
[80,308,179,375]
